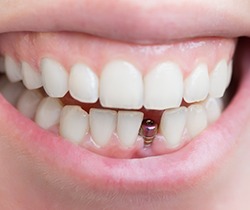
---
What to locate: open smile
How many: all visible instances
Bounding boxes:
[1,1,250,209]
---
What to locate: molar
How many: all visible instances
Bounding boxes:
[100,60,143,109]
[69,63,99,103]
[40,58,69,98]
[0,79,25,106]
[144,62,183,110]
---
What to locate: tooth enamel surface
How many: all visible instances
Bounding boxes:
[117,111,144,148]
[100,60,143,109]
[187,104,208,138]
[1,81,25,105]
[227,60,233,87]
[69,63,99,103]
[4,56,22,82]
[41,58,68,98]
[144,62,183,110]
[17,90,43,119]
[60,105,89,144]
[203,97,223,124]
[209,60,228,98]
[160,107,187,148]
[0,57,4,73]
[184,63,209,103]
[21,62,42,90]
[35,97,63,129]
[90,108,117,147]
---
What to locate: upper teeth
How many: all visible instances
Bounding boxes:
[3,56,232,110]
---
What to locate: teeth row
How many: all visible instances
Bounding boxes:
[2,56,232,110]
[8,85,223,149]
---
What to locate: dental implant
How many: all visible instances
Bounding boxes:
[139,119,158,146]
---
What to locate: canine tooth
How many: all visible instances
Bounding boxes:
[60,105,88,144]
[203,97,223,124]
[187,104,208,138]
[117,111,143,148]
[209,60,228,98]
[35,97,63,129]
[160,107,187,148]
[184,63,209,103]
[21,62,42,90]
[0,57,4,73]
[89,108,117,147]
[227,60,233,87]
[41,58,68,97]
[144,62,183,110]
[4,56,22,82]
[16,90,43,119]
[69,63,98,103]
[1,81,25,105]
[100,60,143,109]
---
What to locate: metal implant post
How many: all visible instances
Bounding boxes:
[139,119,158,146]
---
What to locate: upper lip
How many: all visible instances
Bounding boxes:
[1,0,250,44]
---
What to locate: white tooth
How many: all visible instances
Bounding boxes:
[4,56,22,82]
[89,108,117,147]
[203,97,223,124]
[21,61,42,90]
[100,60,143,109]
[41,58,68,97]
[209,60,228,98]
[35,97,63,129]
[69,63,99,103]
[227,60,233,87]
[0,57,5,73]
[60,105,89,144]
[117,111,143,148]
[144,62,183,110]
[187,104,207,138]
[1,82,25,105]
[160,107,187,148]
[16,90,43,119]
[184,63,209,103]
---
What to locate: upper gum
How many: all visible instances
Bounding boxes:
[0,32,236,77]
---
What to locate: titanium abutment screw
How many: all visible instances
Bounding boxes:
[139,119,158,146]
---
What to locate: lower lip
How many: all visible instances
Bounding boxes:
[0,42,250,194]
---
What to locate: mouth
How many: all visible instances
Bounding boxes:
[0,33,236,159]
[1,0,250,207]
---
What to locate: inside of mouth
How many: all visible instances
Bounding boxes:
[0,37,239,159]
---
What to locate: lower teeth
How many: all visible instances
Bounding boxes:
[0,74,226,159]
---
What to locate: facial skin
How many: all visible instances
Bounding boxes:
[1,1,250,210]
